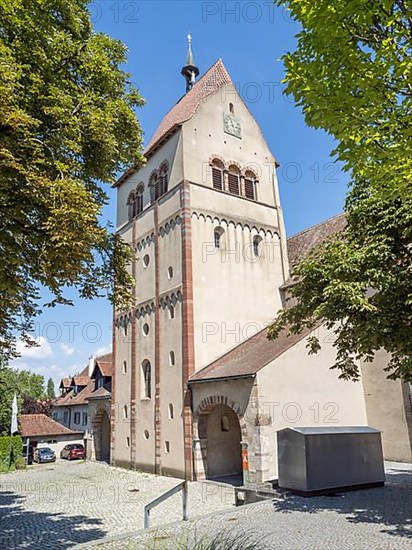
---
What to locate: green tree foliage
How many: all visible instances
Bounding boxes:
[0,0,144,360]
[270,1,412,381]
[0,435,23,471]
[0,366,45,434]
[46,378,55,399]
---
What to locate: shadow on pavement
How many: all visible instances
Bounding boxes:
[0,490,106,549]
[272,469,412,539]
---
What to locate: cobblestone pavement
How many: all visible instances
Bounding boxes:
[0,461,236,548]
[84,463,412,550]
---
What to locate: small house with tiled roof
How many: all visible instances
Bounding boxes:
[53,352,114,462]
[111,40,411,482]
[20,414,84,457]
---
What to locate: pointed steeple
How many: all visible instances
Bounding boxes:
[181,34,199,93]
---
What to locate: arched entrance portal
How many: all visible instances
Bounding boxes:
[204,404,242,478]
[193,397,246,482]
[91,407,111,463]
[100,411,111,463]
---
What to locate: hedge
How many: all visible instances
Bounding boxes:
[0,435,23,471]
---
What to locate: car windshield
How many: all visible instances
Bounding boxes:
[39,448,53,453]
[72,445,83,450]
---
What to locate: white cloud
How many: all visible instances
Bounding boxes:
[15,336,53,360]
[60,343,75,356]
[94,344,111,357]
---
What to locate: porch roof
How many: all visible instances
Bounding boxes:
[189,324,318,383]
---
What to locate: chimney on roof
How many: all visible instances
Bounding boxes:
[181,33,199,93]
[88,355,96,377]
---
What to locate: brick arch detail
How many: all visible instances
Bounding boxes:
[193,395,246,436]
[192,395,247,480]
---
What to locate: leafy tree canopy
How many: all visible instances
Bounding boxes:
[0,366,46,434]
[270,1,412,382]
[46,377,55,399]
[0,0,144,360]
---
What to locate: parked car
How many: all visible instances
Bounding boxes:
[33,447,56,463]
[60,444,85,460]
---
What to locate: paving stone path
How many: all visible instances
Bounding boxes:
[1,461,410,549]
[0,460,235,548]
[82,463,412,550]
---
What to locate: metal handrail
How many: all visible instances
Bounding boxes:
[144,480,188,529]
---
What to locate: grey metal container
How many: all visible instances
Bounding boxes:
[277,426,385,495]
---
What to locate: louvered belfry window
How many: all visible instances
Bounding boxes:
[228,165,240,195]
[244,172,256,200]
[211,159,224,190]
[212,167,223,190]
[153,174,160,201]
[127,192,135,221]
[133,185,144,217]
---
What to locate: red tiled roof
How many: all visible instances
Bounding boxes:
[53,379,94,407]
[144,59,231,157]
[113,60,232,188]
[69,379,95,405]
[287,213,346,268]
[281,213,346,290]
[53,390,74,407]
[87,387,111,400]
[189,323,321,383]
[20,414,82,437]
[59,378,71,389]
[72,375,89,386]
[94,352,114,378]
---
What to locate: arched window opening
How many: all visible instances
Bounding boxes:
[159,162,169,197]
[168,403,174,420]
[142,360,151,399]
[168,305,175,319]
[127,192,135,221]
[244,171,257,201]
[253,235,263,257]
[169,351,175,366]
[150,171,160,203]
[123,404,128,420]
[228,165,240,195]
[211,159,224,191]
[214,226,224,249]
[229,102,234,114]
[134,185,144,216]
[122,361,127,374]
[168,266,173,279]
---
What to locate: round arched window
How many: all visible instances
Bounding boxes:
[214,227,225,249]
[253,235,263,257]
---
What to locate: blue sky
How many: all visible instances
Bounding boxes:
[11,1,348,389]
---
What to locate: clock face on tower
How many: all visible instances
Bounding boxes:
[223,113,242,139]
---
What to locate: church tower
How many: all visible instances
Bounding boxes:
[111,45,289,479]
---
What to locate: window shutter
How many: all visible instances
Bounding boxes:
[228,173,240,195]
[162,172,168,195]
[245,178,256,200]
[212,167,223,190]
[154,177,160,201]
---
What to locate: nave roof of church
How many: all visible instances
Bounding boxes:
[287,212,346,268]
